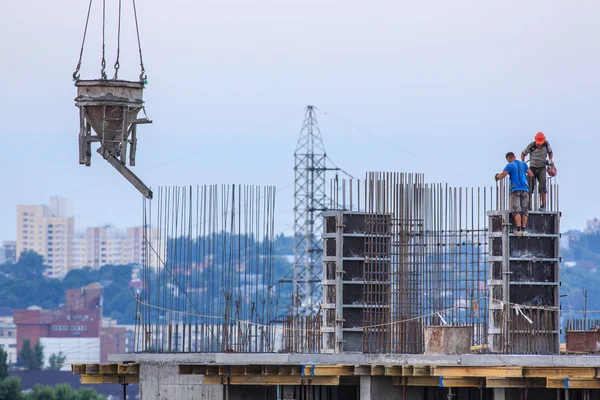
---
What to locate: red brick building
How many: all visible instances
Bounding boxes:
[14,282,126,364]
[100,327,127,363]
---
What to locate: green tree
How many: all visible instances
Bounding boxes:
[0,348,8,380]
[34,341,44,370]
[18,339,34,369]
[47,352,66,371]
[0,377,22,400]
[21,384,105,400]
[18,339,43,370]
[13,251,46,280]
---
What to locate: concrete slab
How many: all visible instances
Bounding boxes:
[108,352,600,368]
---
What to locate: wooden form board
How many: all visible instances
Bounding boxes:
[71,363,140,385]
[70,362,600,388]
[177,364,600,389]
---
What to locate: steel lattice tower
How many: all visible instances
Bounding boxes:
[291,105,338,314]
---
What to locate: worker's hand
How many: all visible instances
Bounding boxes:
[494,173,500,181]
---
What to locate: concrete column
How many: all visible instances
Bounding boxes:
[494,388,507,400]
[493,388,521,400]
[140,363,222,400]
[359,376,423,400]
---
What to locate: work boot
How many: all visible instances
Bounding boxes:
[538,205,546,211]
[521,229,528,236]
[513,229,522,237]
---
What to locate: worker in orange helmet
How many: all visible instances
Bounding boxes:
[521,132,554,211]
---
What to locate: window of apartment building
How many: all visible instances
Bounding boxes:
[71,325,87,331]
[52,325,69,331]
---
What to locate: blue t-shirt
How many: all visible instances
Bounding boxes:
[503,160,529,192]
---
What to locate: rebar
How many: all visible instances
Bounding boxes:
[136,184,277,353]
[322,173,559,354]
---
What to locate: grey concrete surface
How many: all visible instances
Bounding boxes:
[359,376,426,400]
[139,363,222,400]
[109,352,600,367]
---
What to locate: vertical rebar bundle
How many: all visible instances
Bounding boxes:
[364,172,425,353]
[320,173,559,354]
[134,174,560,355]
[136,185,277,353]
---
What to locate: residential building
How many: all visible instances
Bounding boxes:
[0,241,17,264]
[13,283,129,367]
[16,198,75,277]
[16,198,165,272]
[83,225,123,268]
[0,317,17,364]
[72,225,163,269]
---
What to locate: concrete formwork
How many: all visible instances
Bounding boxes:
[140,363,221,400]
[102,353,600,400]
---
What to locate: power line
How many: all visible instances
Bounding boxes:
[315,107,477,179]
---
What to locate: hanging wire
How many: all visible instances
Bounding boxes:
[72,0,94,81]
[132,0,147,83]
[100,0,107,79]
[113,0,122,79]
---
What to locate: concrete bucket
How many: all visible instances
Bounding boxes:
[75,79,153,198]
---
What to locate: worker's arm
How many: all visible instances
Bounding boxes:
[526,168,533,178]
[495,171,508,181]
[547,142,554,165]
[521,143,531,161]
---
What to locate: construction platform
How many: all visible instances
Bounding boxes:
[70,353,600,399]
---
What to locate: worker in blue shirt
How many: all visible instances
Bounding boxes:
[495,152,534,236]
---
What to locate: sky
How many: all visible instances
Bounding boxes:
[0,0,598,240]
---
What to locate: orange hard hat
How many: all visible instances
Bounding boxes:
[535,132,546,144]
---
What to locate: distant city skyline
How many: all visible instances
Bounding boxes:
[15,197,164,276]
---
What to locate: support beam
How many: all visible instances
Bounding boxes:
[392,376,482,388]
[523,367,596,379]
[203,375,340,386]
[546,379,600,389]
[80,374,139,384]
[486,378,546,388]
[433,366,522,378]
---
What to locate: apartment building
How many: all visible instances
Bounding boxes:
[0,241,16,265]
[16,198,165,272]
[72,225,163,269]
[0,317,17,364]
[14,283,128,366]
[16,198,75,277]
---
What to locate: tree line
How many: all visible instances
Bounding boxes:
[0,347,104,400]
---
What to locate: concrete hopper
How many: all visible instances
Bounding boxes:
[75,79,153,199]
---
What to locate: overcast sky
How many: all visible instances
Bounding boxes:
[0,0,597,240]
